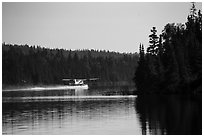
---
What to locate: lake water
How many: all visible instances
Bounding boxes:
[2,87,202,135]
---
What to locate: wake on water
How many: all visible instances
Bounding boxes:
[2,85,88,92]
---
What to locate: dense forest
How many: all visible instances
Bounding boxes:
[2,43,138,87]
[134,3,202,94]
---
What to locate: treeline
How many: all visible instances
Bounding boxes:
[2,43,138,86]
[134,3,202,94]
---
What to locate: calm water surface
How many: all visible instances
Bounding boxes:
[2,87,202,135]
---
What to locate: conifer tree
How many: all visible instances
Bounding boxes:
[147,27,159,55]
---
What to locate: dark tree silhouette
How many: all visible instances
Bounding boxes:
[134,3,202,94]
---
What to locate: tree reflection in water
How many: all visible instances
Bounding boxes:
[135,94,202,135]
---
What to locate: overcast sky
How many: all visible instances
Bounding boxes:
[2,2,202,53]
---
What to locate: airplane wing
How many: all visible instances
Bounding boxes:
[62,78,99,81]
[62,79,73,81]
[88,78,99,81]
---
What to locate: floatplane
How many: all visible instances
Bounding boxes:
[62,78,99,89]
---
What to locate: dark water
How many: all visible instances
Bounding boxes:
[135,94,202,135]
[2,87,202,135]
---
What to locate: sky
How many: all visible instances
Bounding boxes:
[2,2,202,53]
